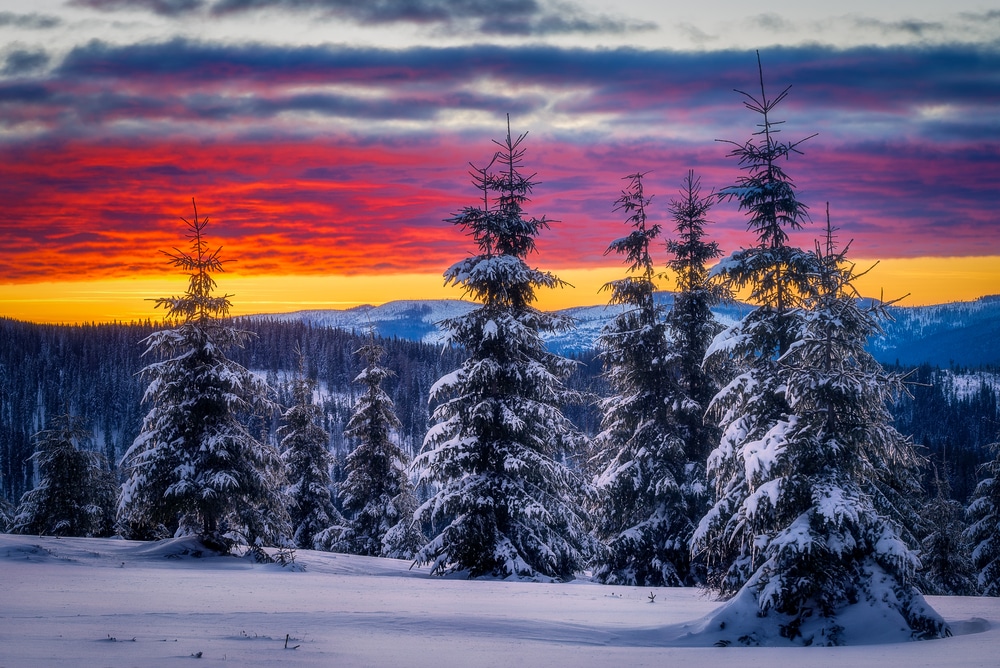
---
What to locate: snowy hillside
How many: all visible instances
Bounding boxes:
[2,533,997,667]
[262,293,1000,366]
[266,300,476,345]
[871,295,1000,367]
[260,293,754,355]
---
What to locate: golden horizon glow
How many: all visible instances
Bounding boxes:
[2,256,999,326]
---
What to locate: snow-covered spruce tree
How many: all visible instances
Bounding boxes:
[920,467,978,596]
[695,55,819,597]
[118,200,288,554]
[414,118,592,580]
[697,211,948,643]
[693,58,947,643]
[12,413,116,537]
[967,440,1000,596]
[280,356,344,551]
[333,334,423,559]
[590,172,695,586]
[664,171,727,469]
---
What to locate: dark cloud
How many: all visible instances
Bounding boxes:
[210,0,539,22]
[0,82,52,103]
[848,16,945,37]
[22,41,997,145]
[752,13,793,32]
[69,0,206,16]
[2,49,51,76]
[69,0,653,35]
[56,40,1000,107]
[0,11,62,29]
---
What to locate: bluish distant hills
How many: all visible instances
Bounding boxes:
[260,293,1000,368]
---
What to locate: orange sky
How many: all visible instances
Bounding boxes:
[3,256,998,325]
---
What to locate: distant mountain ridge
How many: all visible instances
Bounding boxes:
[259,293,1000,367]
[874,294,1000,367]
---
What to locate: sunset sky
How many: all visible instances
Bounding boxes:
[1,1,998,323]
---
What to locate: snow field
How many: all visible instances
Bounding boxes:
[1,534,997,668]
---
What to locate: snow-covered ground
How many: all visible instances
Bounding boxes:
[2,533,997,667]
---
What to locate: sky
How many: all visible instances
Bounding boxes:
[1,0,998,323]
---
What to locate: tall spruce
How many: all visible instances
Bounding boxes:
[694,58,947,644]
[414,118,592,580]
[665,171,727,467]
[12,413,116,538]
[591,172,694,586]
[334,334,423,558]
[118,200,288,554]
[280,354,343,551]
[967,440,1000,596]
[696,54,818,597]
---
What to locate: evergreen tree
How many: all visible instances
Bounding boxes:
[967,440,1000,596]
[12,413,116,538]
[334,334,423,558]
[694,58,947,643]
[665,171,727,467]
[698,216,948,642]
[696,54,819,597]
[280,354,343,551]
[590,172,694,586]
[0,494,13,532]
[414,118,592,580]
[920,467,978,596]
[118,200,288,554]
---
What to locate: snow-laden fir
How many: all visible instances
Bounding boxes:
[590,171,722,587]
[692,57,948,645]
[413,119,593,580]
[118,201,289,555]
[280,357,344,551]
[330,334,423,558]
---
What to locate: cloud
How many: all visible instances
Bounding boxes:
[1,129,997,285]
[751,12,793,32]
[3,40,998,283]
[848,15,945,38]
[0,11,62,29]
[7,40,983,148]
[69,0,206,16]
[70,0,655,35]
[675,22,717,45]
[2,49,51,76]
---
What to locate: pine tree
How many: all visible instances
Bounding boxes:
[118,200,288,554]
[967,440,1000,596]
[414,118,592,580]
[12,413,116,538]
[280,354,343,551]
[334,334,423,558]
[694,58,947,643]
[920,467,978,596]
[590,172,694,586]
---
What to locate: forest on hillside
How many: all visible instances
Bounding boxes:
[1,316,994,508]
